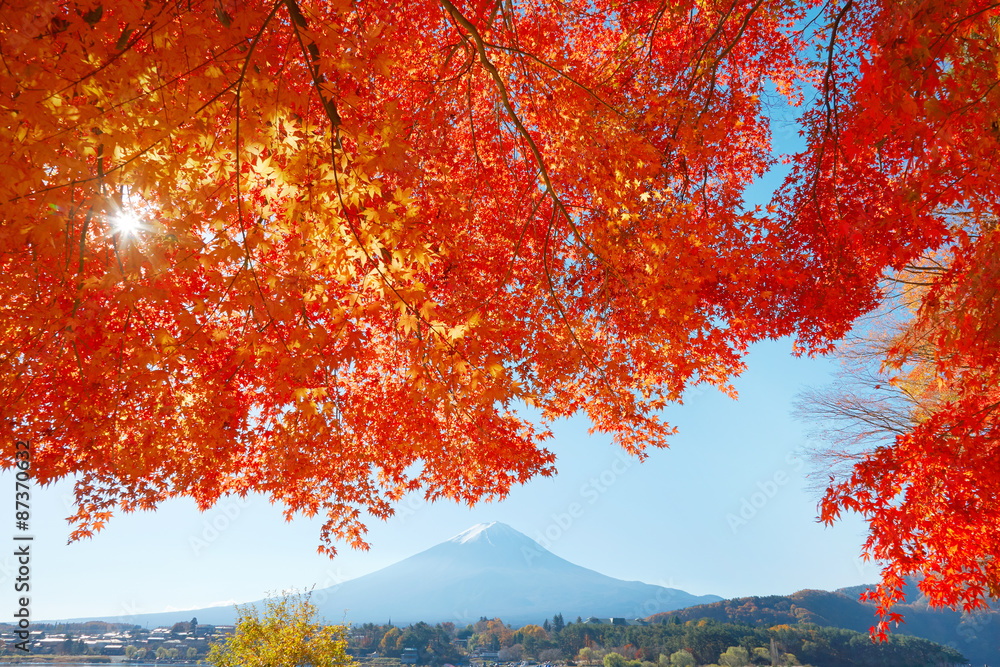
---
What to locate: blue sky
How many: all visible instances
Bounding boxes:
[2,338,882,624]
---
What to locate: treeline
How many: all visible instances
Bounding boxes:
[346,616,966,667]
[0,621,138,635]
[351,621,462,664]
[645,588,998,665]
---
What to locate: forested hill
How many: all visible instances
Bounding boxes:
[647,588,999,666]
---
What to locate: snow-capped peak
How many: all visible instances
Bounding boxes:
[449,522,500,545]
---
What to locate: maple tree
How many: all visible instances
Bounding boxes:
[801,229,1000,636]
[780,0,1000,640]
[1,0,998,633]
[0,0,811,541]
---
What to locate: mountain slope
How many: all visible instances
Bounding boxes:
[647,587,999,666]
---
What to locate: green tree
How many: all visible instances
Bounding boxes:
[604,652,628,667]
[426,624,460,663]
[523,635,541,659]
[187,647,199,659]
[398,622,435,659]
[719,646,750,667]
[669,650,695,667]
[207,592,352,667]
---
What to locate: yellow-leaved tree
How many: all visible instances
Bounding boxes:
[207,592,351,667]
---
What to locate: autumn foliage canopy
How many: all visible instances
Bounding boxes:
[2,0,999,634]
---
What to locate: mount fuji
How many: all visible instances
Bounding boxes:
[304,521,720,626]
[74,522,721,627]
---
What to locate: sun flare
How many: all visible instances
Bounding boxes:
[113,210,143,236]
